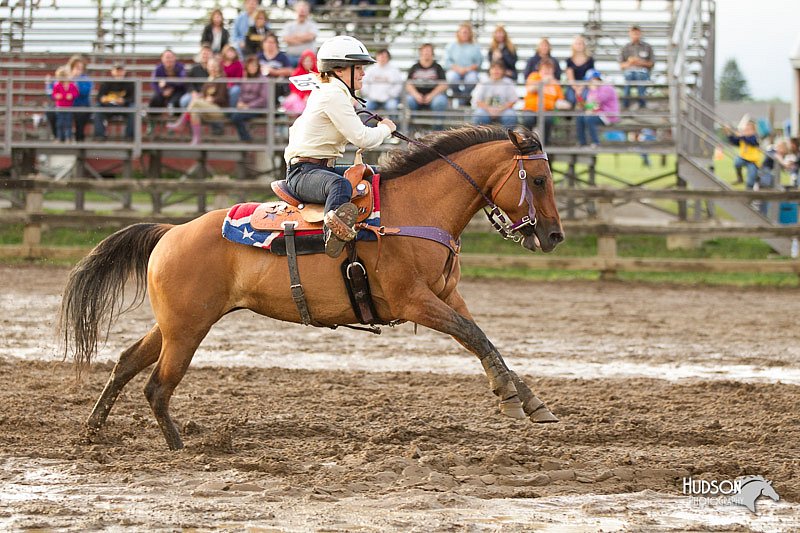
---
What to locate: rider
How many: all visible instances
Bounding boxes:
[284,35,397,258]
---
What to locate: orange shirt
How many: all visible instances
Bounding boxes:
[523,72,564,112]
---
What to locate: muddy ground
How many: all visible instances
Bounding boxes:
[1,264,799,531]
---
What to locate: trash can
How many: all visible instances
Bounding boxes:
[779,202,798,224]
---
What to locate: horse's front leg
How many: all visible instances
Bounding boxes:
[445,289,558,424]
[401,291,526,420]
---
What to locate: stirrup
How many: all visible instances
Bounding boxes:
[324,203,358,258]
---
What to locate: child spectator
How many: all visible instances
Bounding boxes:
[522,58,566,143]
[444,22,482,104]
[282,49,317,116]
[488,25,518,80]
[68,54,92,142]
[201,8,230,54]
[576,69,620,147]
[564,35,594,107]
[405,43,448,113]
[472,61,518,128]
[50,66,78,143]
[221,44,245,108]
[93,63,135,141]
[282,1,319,67]
[523,38,562,82]
[258,33,293,103]
[167,57,229,145]
[619,24,654,110]
[724,120,761,188]
[230,56,269,142]
[244,9,270,57]
[232,0,258,57]
[361,49,404,118]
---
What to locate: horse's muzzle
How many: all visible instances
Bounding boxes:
[524,223,564,253]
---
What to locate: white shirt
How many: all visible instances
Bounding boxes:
[361,62,404,103]
[284,77,391,165]
[281,19,319,57]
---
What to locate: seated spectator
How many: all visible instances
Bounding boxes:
[148,49,187,114]
[221,44,244,108]
[565,35,594,107]
[405,43,448,113]
[258,32,293,103]
[361,49,404,118]
[523,38,562,82]
[167,57,228,145]
[244,9,270,57]
[522,58,567,143]
[444,22,482,103]
[230,56,268,142]
[181,45,213,109]
[619,24,654,110]
[576,69,620,147]
[487,25,518,80]
[724,120,761,188]
[201,8,230,54]
[93,63,135,141]
[282,49,317,116]
[232,0,258,57]
[282,1,318,66]
[68,54,92,142]
[790,138,800,186]
[472,61,518,128]
[50,66,78,143]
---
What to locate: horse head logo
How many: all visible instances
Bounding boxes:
[730,476,780,514]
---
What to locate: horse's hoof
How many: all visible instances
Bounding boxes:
[499,397,527,419]
[530,407,559,423]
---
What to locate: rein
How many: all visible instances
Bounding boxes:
[357,109,548,243]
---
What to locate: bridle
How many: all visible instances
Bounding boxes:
[356,109,549,244]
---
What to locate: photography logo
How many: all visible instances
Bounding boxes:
[682,475,780,514]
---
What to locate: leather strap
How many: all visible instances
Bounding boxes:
[283,222,313,325]
[291,157,334,167]
[341,244,379,325]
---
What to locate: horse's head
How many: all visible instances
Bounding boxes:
[490,128,564,253]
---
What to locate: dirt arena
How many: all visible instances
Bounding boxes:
[1,264,799,531]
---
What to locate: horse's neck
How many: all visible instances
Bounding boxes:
[380,143,505,236]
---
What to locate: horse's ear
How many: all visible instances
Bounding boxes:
[507,129,526,152]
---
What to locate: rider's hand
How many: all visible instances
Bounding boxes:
[380,118,397,133]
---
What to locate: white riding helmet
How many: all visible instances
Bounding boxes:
[317,36,376,73]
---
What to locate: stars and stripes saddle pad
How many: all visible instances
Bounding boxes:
[221,174,381,255]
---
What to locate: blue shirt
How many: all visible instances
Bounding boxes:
[444,42,483,70]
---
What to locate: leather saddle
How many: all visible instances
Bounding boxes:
[252,159,375,232]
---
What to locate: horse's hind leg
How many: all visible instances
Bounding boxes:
[87,325,163,430]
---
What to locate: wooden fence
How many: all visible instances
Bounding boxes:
[3,176,800,277]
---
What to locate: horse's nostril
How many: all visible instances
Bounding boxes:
[550,231,564,243]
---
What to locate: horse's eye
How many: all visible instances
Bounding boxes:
[533,177,546,187]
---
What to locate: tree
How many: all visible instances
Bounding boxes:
[718,58,751,101]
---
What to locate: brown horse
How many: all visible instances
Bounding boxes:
[59,125,564,450]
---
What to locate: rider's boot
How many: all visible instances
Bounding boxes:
[323,202,358,258]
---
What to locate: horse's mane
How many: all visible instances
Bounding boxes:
[378,124,543,180]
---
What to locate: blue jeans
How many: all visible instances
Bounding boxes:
[366,98,399,120]
[623,70,649,109]
[227,85,241,109]
[474,108,518,128]
[405,93,448,112]
[735,156,760,189]
[445,69,479,98]
[576,115,605,145]
[286,162,349,214]
[229,111,255,141]
[55,110,73,141]
[93,105,134,139]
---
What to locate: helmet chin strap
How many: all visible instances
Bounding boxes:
[331,68,367,105]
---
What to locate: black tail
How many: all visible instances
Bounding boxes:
[58,223,172,370]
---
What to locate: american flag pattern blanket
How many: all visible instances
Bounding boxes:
[222,174,382,251]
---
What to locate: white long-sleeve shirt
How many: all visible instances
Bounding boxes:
[284,77,391,165]
[360,62,404,103]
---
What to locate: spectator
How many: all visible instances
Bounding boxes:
[221,44,245,108]
[361,49,404,118]
[232,0,259,57]
[564,35,594,107]
[244,9,270,57]
[149,49,187,114]
[230,56,269,141]
[282,1,319,67]
[522,58,566,143]
[68,54,92,142]
[181,45,213,109]
[167,57,229,145]
[258,32,293,103]
[50,66,78,143]
[405,43,448,113]
[472,61,518,128]
[93,63,135,141]
[523,38,562,82]
[790,138,800,186]
[200,8,230,54]
[576,69,620,147]
[444,22,482,103]
[619,24,654,110]
[282,49,317,116]
[724,120,761,188]
[487,25,518,81]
